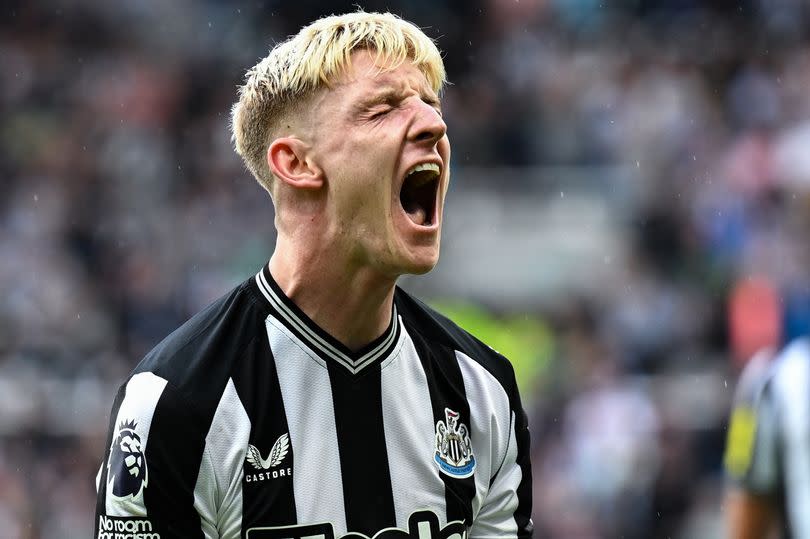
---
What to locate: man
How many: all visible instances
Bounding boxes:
[724,338,810,538]
[94,12,533,539]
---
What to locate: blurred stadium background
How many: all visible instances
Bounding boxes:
[3,0,810,537]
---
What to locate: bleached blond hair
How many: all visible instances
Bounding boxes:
[231,11,447,196]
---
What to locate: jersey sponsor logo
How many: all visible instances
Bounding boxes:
[246,509,467,539]
[97,515,159,539]
[245,433,292,483]
[434,408,476,478]
[107,419,148,500]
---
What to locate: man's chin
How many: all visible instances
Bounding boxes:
[403,262,436,276]
[372,235,441,278]
[395,250,440,276]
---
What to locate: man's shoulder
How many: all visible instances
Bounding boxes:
[132,277,266,399]
[394,287,518,395]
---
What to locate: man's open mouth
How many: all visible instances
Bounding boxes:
[400,163,440,226]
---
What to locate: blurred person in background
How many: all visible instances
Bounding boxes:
[93,11,532,539]
[725,315,810,538]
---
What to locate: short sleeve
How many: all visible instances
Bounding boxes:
[469,382,533,539]
[94,372,216,538]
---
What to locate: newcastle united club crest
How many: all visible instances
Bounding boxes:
[434,408,476,478]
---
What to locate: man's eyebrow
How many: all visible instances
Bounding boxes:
[362,75,405,103]
[351,86,402,115]
[362,87,401,105]
[422,92,441,108]
[355,81,441,113]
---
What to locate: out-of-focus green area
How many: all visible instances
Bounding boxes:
[431,301,554,395]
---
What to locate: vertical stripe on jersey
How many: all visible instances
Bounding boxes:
[327,361,396,535]
[105,372,168,517]
[267,314,348,534]
[142,378,209,536]
[458,349,533,537]
[381,329,447,528]
[232,334,297,531]
[456,351,516,532]
[194,378,251,538]
[410,331,476,525]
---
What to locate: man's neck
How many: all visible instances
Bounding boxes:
[268,246,397,352]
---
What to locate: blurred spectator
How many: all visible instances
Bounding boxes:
[724,339,810,538]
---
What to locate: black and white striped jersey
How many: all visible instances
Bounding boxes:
[724,338,810,538]
[94,264,533,539]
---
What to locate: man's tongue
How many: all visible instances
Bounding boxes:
[406,205,427,226]
[400,172,434,226]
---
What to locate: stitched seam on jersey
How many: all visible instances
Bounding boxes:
[489,410,515,485]
[255,270,399,369]
[455,350,513,483]
[194,443,220,521]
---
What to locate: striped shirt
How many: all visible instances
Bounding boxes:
[725,338,810,538]
[94,264,533,539]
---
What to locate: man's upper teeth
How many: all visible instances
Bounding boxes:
[406,163,440,182]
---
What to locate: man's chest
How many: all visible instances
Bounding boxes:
[231,328,495,537]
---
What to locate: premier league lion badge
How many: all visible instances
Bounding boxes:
[107,419,148,499]
[434,408,476,478]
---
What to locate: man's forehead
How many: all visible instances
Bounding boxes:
[338,50,434,94]
[370,70,431,91]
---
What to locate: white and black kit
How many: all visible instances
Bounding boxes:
[95,264,533,539]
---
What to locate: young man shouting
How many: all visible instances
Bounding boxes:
[95,12,533,539]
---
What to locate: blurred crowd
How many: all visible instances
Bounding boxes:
[2,0,810,537]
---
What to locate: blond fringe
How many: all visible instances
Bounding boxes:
[232,11,446,195]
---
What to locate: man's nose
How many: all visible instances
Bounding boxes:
[409,101,447,145]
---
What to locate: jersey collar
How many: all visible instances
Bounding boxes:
[254,264,402,375]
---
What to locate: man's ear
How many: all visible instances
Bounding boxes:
[267,137,323,190]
